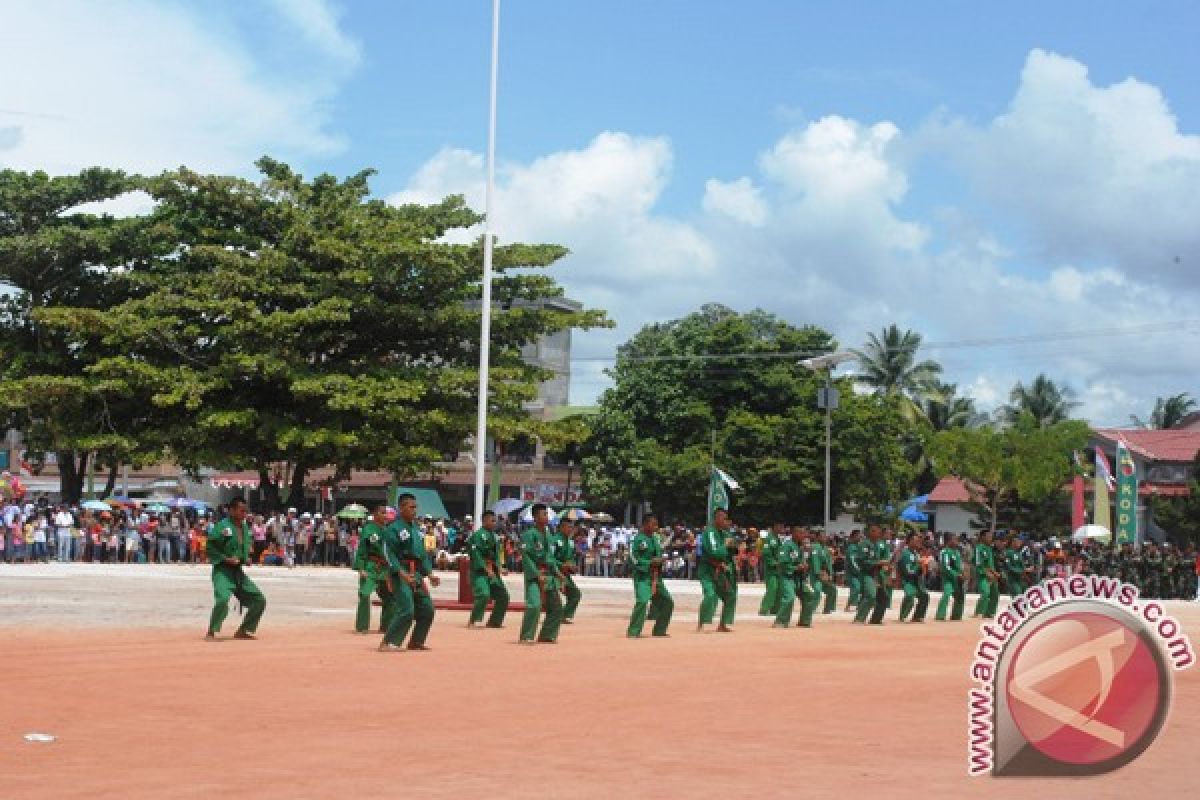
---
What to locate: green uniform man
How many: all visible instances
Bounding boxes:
[796,531,820,627]
[843,531,864,611]
[852,527,881,624]
[1002,536,1030,597]
[757,524,783,616]
[379,494,441,652]
[897,533,929,623]
[697,508,737,632]
[810,532,836,614]
[354,506,396,634]
[935,534,965,621]
[518,504,564,644]
[1143,544,1163,598]
[772,529,805,628]
[860,527,893,625]
[627,515,674,637]
[205,497,266,640]
[466,511,509,628]
[555,519,582,624]
[972,532,999,619]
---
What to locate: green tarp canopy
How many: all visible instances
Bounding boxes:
[388,486,450,520]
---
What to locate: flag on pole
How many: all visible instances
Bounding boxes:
[1115,440,1138,545]
[1093,449,1113,533]
[707,466,740,526]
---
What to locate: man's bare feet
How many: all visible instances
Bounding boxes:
[717,625,733,633]
[378,642,404,653]
[233,631,256,640]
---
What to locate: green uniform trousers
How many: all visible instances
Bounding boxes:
[845,574,862,609]
[208,565,266,636]
[382,582,435,647]
[1006,575,1027,598]
[773,577,797,627]
[758,573,780,615]
[899,580,929,622]
[698,565,737,626]
[469,572,510,627]
[519,579,564,642]
[974,575,999,617]
[812,576,836,614]
[868,574,892,624]
[853,575,877,623]
[627,576,673,637]
[935,576,964,621]
[356,571,395,633]
[562,575,581,621]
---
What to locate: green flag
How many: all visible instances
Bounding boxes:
[707,466,740,526]
[1115,440,1138,545]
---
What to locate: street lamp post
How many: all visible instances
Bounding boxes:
[800,351,857,531]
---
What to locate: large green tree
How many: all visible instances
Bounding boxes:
[928,415,1090,534]
[0,168,166,502]
[41,158,607,508]
[581,305,913,524]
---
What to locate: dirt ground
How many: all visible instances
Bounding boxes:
[1,563,1197,799]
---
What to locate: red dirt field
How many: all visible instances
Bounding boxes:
[2,565,1197,799]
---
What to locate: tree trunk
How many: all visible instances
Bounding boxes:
[258,467,282,511]
[57,449,89,505]
[286,461,310,511]
[58,450,77,504]
[101,463,119,499]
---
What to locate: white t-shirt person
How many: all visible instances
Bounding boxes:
[54,510,74,535]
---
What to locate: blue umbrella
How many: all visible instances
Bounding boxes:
[82,500,112,511]
[169,498,198,509]
[899,504,929,522]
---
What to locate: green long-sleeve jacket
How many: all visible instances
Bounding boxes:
[520,526,558,589]
[353,521,390,573]
[810,542,833,578]
[206,518,252,566]
[701,527,734,568]
[899,548,922,583]
[868,539,892,577]
[777,538,804,580]
[1002,547,1026,578]
[466,527,500,575]
[630,532,662,579]
[845,541,865,576]
[550,530,574,566]
[974,542,995,572]
[939,546,962,580]
[387,519,431,577]
[760,532,781,572]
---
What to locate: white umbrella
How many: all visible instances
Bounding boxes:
[1072,524,1112,544]
[519,505,559,524]
[491,497,525,515]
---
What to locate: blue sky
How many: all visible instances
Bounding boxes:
[3,1,1199,423]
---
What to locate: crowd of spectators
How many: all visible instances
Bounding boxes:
[4,497,1199,601]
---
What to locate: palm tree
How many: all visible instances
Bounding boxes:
[852,325,943,422]
[1130,392,1196,429]
[1001,374,1080,427]
[922,382,984,431]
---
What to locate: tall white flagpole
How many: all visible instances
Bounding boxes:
[472,0,501,526]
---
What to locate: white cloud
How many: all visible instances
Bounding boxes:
[265,0,361,67]
[934,49,1200,284]
[391,50,1200,425]
[0,0,358,176]
[702,177,767,226]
